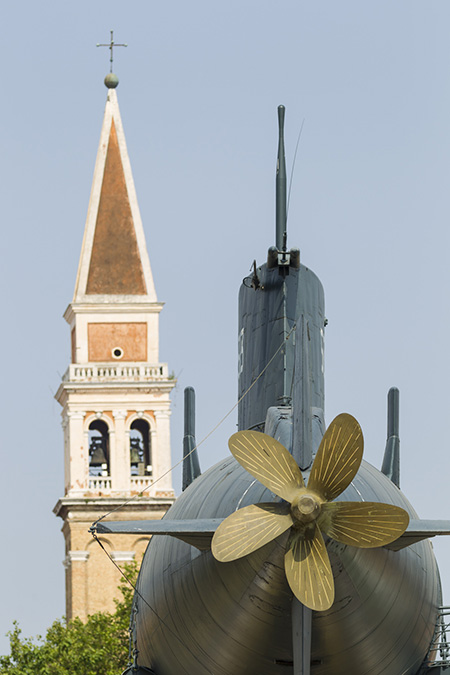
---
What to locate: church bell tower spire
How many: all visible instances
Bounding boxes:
[73,77,157,304]
[54,67,175,621]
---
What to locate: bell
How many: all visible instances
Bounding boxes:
[130,438,142,464]
[90,440,107,466]
[130,448,141,464]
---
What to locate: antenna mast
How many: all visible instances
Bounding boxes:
[276,105,287,250]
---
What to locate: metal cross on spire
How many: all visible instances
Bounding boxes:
[96,30,127,72]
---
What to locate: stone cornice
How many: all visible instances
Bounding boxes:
[55,380,176,407]
[53,495,175,520]
[64,302,164,323]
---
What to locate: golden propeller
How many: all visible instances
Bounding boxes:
[211,413,409,611]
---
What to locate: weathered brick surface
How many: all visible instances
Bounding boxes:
[57,501,171,620]
[88,322,148,362]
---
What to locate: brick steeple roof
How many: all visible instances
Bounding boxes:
[73,87,157,303]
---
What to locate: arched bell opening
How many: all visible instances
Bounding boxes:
[88,419,110,476]
[130,419,152,476]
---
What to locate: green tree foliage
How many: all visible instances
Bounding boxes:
[0,563,138,675]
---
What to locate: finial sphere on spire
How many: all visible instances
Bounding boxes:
[104,73,119,89]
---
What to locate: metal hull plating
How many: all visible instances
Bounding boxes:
[238,263,325,433]
[136,457,440,675]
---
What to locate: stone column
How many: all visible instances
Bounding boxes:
[149,426,157,475]
[67,411,86,495]
[62,413,70,494]
[83,426,90,488]
[112,410,129,492]
[153,410,173,494]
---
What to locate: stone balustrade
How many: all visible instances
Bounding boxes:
[85,475,154,494]
[63,363,171,382]
[130,475,154,492]
[88,476,112,491]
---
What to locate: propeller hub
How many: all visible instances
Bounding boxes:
[291,492,322,524]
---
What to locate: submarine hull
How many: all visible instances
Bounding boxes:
[136,457,440,675]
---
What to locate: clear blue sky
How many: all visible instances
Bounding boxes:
[1,0,450,654]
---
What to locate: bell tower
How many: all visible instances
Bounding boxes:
[53,72,175,621]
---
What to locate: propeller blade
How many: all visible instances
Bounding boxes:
[284,526,334,612]
[211,502,292,563]
[307,413,363,501]
[228,431,305,502]
[320,501,410,548]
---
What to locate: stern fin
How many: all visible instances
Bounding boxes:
[381,387,400,487]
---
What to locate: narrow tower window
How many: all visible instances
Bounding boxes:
[88,420,110,476]
[130,419,151,476]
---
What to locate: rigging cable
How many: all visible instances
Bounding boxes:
[286,117,305,220]
[90,532,209,670]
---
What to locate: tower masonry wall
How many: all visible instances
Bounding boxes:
[56,500,171,620]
